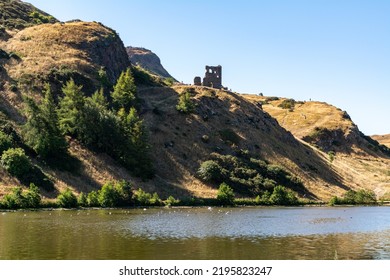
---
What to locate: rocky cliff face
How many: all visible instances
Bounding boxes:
[126,46,175,79]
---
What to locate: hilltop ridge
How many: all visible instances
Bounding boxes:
[126,46,175,80]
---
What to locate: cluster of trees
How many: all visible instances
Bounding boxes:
[217,183,299,206]
[197,152,304,196]
[0,184,41,209]
[0,180,182,209]
[22,68,153,179]
[329,189,377,205]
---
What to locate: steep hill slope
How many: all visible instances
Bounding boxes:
[126,47,175,79]
[135,86,371,200]
[1,1,388,202]
[243,95,390,199]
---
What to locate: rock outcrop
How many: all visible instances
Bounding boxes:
[126,46,175,80]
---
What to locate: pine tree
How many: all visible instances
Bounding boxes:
[40,84,68,157]
[58,79,85,136]
[111,68,137,111]
[23,84,67,158]
[120,107,153,178]
[91,87,108,109]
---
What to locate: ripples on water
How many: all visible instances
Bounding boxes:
[1,206,390,259]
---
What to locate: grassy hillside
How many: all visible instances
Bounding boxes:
[1,1,389,204]
[1,21,129,94]
[243,94,390,200]
[372,134,390,148]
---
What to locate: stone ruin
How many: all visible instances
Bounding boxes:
[194,65,223,89]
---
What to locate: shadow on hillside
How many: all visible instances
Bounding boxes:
[141,86,355,200]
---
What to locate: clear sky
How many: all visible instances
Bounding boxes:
[27,0,389,135]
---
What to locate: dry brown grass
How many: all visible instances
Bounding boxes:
[372,134,390,148]
[243,94,390,199]
[243,95,353,139]
[1,22,104,79]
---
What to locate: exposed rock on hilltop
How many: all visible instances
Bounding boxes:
[2,21,130,93]
[126,46,175,79]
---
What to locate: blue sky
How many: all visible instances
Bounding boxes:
[27,0,389,135]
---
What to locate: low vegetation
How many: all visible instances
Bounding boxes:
[329,189,377,205]
[176,90,195,114]
[278,98,296,111]
[197,152,304,196]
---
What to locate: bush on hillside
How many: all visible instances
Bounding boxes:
[197,152,305,196]
[176,90,195,114]
[217,182,235,206]
[1,148,31,177]
[0,131,13,154]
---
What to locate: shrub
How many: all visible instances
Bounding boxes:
[1,148,31,177]
[278,99,296,111]
[87,191,99,207]
[331,189,377,205]
[133,188,152,206]
[149,192,163,206]
[1,187,25,209]
[98,182,120,208]
[176,90,195,114]
[217,183,235,206]
[0,131,13,154]
[24,183,41,208]
[165,195,180,207]
[197,160,222,181]
[270,185,298,205]
[0,184,41,209]
[57,188,78,208]
[198,153,305,197]
[78,192,88,207]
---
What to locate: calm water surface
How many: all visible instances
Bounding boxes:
[1,206,390,259]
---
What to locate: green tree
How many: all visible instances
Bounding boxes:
[98,182,120,207]
[24,183,41,208]
[24,84,68,158]
[57,188,78,208]
[270,185,298,205]
[118,107,153,178]
[58,79,85,136]
[91,87,108,109]
[217,182,235,206]
[111,68,137,111]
